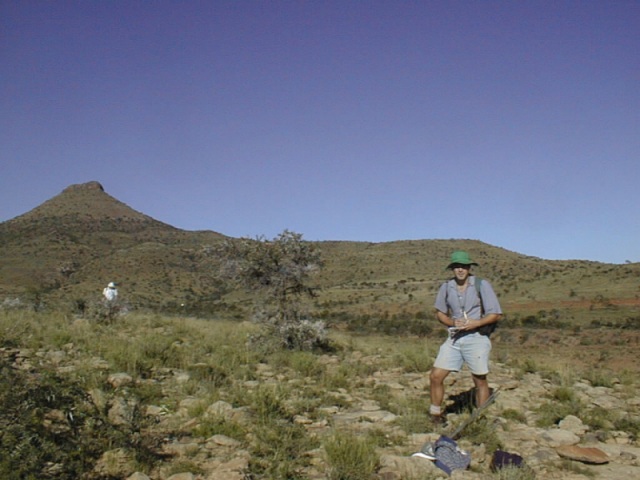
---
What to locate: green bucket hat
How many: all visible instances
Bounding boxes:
[446,251,479,269]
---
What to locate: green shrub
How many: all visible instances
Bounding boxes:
[614,415,640,440]
[250,385,292,422]
[460,415,502,454]
[583,369,615,388]
[186,363,230,387]
[0,357,163,479]
[501,408,527,423]
[493,465,537,480]
[249,421,316,478]
[535,388,584,428]
[392,344,434,373]
[552,386,577,403]
[193,414,247,441]
[583,407,615,431]
[324,430,379,480]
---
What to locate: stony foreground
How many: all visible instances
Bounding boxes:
[4,344,640,479]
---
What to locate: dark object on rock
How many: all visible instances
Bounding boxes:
[491,450,525,471]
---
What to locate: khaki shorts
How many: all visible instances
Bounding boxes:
[434,333,491,375]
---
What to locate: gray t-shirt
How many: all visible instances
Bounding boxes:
[434,276,502,320]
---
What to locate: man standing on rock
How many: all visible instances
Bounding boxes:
[429,251,502,425]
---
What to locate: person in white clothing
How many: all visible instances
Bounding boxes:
[103,282,118,302]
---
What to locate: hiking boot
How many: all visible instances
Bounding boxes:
[431,414,447,429]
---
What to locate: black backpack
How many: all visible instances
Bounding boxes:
[491,450,525,471]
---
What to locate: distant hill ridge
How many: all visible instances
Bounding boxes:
[0,181,225,304]
[1,181,638,321]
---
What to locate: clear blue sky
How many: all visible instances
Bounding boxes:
[2,1,638,263]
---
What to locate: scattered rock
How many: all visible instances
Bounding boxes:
[167,473,196,480]
[6,342,640,479]
[93,448,137,478]
[206,400,234,417]
[378,454,444,479]
[556,445,609,464]
[207,434,241,447]
[108,372,133,388]
[541,429,580,447]
[108,397,135,426]
[559,415,589,435]
[127,473,151,480]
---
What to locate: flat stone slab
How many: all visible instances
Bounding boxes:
[556,445,609,464]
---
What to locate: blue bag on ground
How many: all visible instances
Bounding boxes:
[491,450,525,471]
[433,435,471,475]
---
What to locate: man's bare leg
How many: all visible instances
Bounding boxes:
[472,373,490,407]
[429,367,451,414]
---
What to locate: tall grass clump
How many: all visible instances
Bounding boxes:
[0,309,72,349]
[267,349,325,378]
[392,396,431,434]
[244,384,317,478]
[249,420,316,478]
[193,414,247,442]
[100,330,179,376]
[583,369,615,388]
[583,406,616,431]
[493,465,537,480]
[614,416,640,441]
[459,415,503,454]
[392,341,434,373]
[249,384,292,422]
[323,430,379,480]
[535,386,584,428]
[501,408,527,424]
[0,309,262,478]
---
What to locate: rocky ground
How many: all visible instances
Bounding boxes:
[4,344,640,479]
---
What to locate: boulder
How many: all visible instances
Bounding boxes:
[556,445,609,464]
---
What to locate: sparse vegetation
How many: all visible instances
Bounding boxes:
[1,308,638,478]
[493,465,537,480]
[1,184,640,477]
[323,430,379,480]
[535,387,584,428]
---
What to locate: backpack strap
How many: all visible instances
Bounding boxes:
[445,276,483,312]
[444,276,495,338]
[475,276,498,337]
[474,276,483,315]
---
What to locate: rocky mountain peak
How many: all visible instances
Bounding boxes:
[7,180,153,223]
[62,181,105,193]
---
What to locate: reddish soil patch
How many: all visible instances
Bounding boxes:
[506,297,640,312]
[494,328,640,376]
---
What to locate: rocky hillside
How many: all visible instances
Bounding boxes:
[0,181,226,306]
[1,181,639,323]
